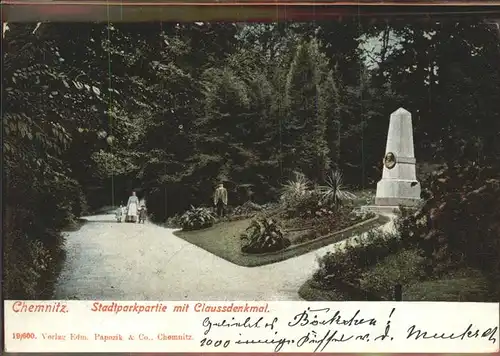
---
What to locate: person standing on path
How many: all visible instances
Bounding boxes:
[213,183,228,218]
[126,191,140,223]
[115,204,124,222]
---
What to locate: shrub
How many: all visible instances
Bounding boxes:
[397,164,500,279]
[65,178,88,219]
[231,201,263,218]
[241,217,291,254]
[165,214,182,228]
[360,248,427,299]
[180,206,216,231]
[314,243,363,285]
[289,190,324,219]
[313,229,403,287]
[4,192,68,299]
[4,230,46,299]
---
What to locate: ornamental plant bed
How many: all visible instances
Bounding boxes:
[243,213,385,257]
[225,202,281,223]
[173,212,387,267]
[285,208,378,245]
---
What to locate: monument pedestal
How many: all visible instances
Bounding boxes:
[375,179,421,207]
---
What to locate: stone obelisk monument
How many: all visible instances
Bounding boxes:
[374,108,421,208]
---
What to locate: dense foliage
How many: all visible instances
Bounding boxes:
[313,228,407,287]
[241,218,291,254]
[400,165,500,282]
[5,20,500,298]
[180,206,216,231]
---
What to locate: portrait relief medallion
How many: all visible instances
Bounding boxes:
[384,152,396,169]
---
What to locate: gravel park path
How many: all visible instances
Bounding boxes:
[54,213,396,301]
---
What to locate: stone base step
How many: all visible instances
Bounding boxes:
[361,205,402,216]
[361,204,422,216]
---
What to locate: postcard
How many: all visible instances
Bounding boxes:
[3,5,500,353]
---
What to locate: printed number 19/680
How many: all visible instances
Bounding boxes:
[13,333,36,340]
[200,338,230,348]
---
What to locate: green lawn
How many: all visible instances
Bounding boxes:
[174,215,388,267]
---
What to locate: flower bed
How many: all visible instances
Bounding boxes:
[240,213,385,257]
[173,212,386,267]
[285,208,376,245]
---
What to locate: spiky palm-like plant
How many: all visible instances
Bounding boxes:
[280,171,312,207]
[317,170,356,210]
